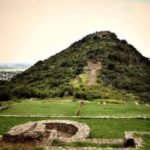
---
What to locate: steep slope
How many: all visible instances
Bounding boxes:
[0,31,150,102]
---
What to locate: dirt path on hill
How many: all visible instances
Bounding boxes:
[84,61,102,86]
[88,68,97,86]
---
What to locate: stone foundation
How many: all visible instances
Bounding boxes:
[124,131,144,149]
[2,120,90,146]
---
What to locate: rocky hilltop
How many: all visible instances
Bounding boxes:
[0,31,150,102]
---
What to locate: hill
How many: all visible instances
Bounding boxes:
[0,31,150,103]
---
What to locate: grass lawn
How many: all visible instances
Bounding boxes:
[81,102,150,117]
[0,99,149,149]
[0,117,149,139]
[0,100,78,116]
[0,100,149,117]
[142,134,150,150]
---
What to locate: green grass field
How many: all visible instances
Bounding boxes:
[0,99,150,149]
[0,117,149,139]
[0,100,78,116]
[0,99,149,117]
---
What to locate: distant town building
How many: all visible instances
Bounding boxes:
[0,71,22,81]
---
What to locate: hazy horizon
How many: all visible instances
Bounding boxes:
[0,0,150,63]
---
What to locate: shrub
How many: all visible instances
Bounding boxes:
[75,68,83,75]
[35,60,43,66]
[140,92,150,103]
[12,86,47,99]
[12,86,35,99]
[108,63,115,70]
[74,90,87,100]
[0,86,11,101]
[60,60,72,67]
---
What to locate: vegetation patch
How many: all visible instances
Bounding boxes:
[142,134,150,150]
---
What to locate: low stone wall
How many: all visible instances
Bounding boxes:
[0,114,149,119]
[38,120,90,142]
[0,106,10,111]
[45,146,133,150]
[80,138,123,145]
[124,131,150,149]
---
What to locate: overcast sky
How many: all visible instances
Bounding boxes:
[0,0,150,63]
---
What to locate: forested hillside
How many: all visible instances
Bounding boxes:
[0,31,150,103]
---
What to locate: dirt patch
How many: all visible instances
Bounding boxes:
[84,60,102,86]
[45,123,78,137]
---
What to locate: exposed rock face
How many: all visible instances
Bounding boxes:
[2,120,90,145]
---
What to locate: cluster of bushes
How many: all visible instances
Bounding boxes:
[74,85,112,100]
[100,64,150,102]
[11,86,48,99]
[49,85,74,98]
[73,82,139,101]
[0,85,48,101]
[0,86,11,101]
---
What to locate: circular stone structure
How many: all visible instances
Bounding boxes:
[2,120,90,145]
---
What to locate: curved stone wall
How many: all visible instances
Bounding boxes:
[2,120,90,144]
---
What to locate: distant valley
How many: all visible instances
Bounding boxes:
[0,63,31,80]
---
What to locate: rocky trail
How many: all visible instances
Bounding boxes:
[84,61,102,86]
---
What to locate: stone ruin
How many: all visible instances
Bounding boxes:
[1,120,90,147]
[0,120,145,149]
[124,132,135,148]
[124,131,143,149]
